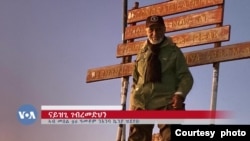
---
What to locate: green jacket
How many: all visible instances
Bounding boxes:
[130,37,193,110]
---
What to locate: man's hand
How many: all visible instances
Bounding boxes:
[170,95,185,110]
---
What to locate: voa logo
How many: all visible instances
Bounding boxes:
[17,104,38,125]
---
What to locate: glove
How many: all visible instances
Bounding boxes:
[170,95,185,110]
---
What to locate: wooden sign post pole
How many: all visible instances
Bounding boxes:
[116,1,128,140]
[116,1,138,141]
[210,1,225,124]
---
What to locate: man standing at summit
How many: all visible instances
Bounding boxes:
[128,15,194,141]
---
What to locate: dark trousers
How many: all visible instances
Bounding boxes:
[128,104,185,141]
[128,124,171,141]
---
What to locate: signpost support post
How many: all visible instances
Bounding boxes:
[116,1,138,141]
[210,1,225,124]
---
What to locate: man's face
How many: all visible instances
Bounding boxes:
[145,24,166,44]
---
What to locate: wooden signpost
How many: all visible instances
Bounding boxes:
[86,41,250,83]
[117,25,230,57]
[85,0,250,140]
[127,0,224,23]
[125,8,223,40]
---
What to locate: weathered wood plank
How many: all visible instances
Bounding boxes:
[86,63,134,83]
[117,25,230,57]
[125,8,223,40]
[86,42,250,83]
[185,42,250,66]
[172,25,230,49]
[127,0,224,23]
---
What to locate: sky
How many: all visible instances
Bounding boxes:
[0,0,250,141]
